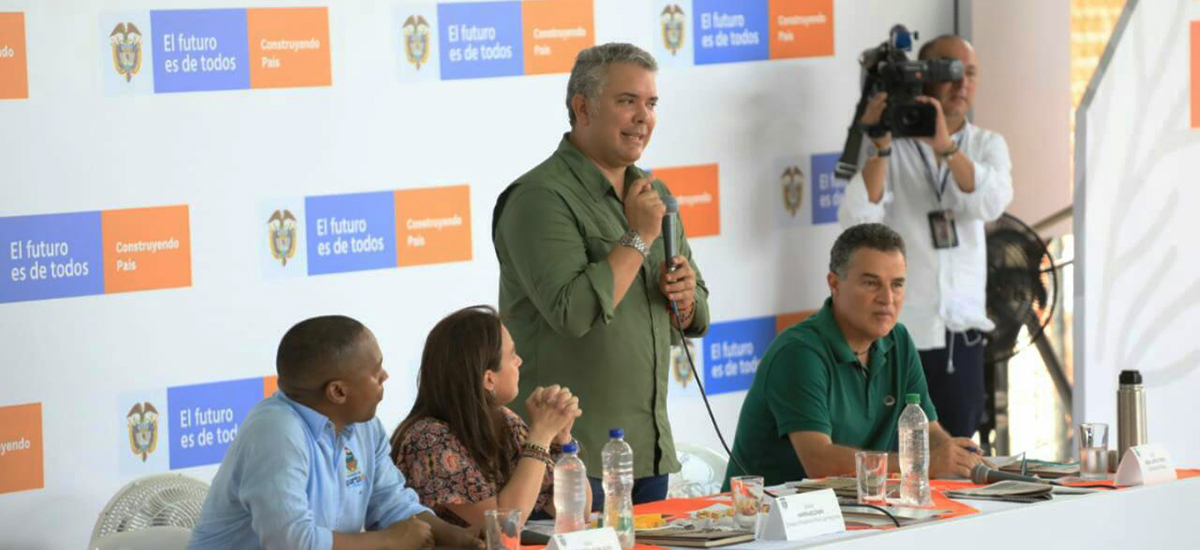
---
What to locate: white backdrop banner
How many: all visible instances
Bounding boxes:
[0,1,953,548]
[1077,0,1200,469]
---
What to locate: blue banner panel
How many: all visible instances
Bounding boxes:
[702,315,776,394]
[0,211,104,303]
[167,377,263,470]
[811,152,844,224]
[305,191,398,276]
[437,1,524,80]
[151,9,251,93]
[693,0,768,65]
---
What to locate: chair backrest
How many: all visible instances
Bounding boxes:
[668,442,729,498]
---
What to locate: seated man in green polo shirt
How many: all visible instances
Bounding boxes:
[724,223,989,486]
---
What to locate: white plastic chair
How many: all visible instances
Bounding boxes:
[668,442,729,498]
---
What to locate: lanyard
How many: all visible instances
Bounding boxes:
[916,129,966,205]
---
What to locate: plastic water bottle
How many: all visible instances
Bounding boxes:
[898,393,932,506]
[602,428,635,549]
[554,442,588,534]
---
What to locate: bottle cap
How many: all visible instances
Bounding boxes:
[562,442,578,454]
[1119,370,1143,385]
[609,428,624,438]
[906,393,921,405]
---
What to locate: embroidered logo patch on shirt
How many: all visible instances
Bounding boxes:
[345,445,365,488]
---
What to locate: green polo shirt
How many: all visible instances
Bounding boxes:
[492,135,711,478]
[723,298,936,487]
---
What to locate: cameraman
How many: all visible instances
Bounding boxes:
[838,35,1012,439]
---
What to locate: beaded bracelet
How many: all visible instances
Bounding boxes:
[673,302,696,327]
[521,449,554,468]
[522,441,549,456]
[521,442,553,468]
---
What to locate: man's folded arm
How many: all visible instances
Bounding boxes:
[951,134,1012,222]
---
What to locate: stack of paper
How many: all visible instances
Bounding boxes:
[943,480,1053,503]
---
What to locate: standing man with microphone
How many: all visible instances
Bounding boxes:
[492,42,711,507]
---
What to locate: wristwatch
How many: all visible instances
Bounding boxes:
[618,229,649,257]
[868,144,892,158]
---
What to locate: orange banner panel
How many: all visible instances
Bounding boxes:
[247,7,332,89]
[1192,22,1200,128]
[101,205,192,294]
[394,185,473,267]
[0,12,29,99]
[768,0,834,60]
[653,164,720,238]
[523,0,595,75]
[776,310,816,334]
[0,402,43,494]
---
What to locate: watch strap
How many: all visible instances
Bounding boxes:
[618,230,648,257]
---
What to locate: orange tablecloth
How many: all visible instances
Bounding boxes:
[520,470,1200,548]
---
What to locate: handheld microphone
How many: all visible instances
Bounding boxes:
[971,464,1053,485]
[662,196,678,272]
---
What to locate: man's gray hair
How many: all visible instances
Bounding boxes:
[829,223,906,278]
[566,43,658,125]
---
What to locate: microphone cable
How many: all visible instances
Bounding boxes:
[668,299,751,479]
[836,498,902,528]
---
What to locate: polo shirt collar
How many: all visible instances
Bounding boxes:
[555,133,646,201]
[277,391,356,440]
[812,297,895,365]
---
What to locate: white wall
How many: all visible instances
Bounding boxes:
[0,1,954,548]
[970,0,1073,235]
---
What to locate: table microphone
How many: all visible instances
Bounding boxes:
[662,195,679,272]
[971,464,1052,485]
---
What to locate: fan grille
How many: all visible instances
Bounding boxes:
[91,474,209,543]
[984,214,1057,364]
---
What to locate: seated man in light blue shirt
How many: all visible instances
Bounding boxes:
[188,315,484,550]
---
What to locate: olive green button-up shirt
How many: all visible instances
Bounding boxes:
[492,135,711,478]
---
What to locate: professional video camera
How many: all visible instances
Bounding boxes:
[835,25,964,179]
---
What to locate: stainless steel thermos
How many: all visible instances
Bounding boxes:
[1117,369,1148,461]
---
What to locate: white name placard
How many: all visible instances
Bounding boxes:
[544,527,622,550]
[1115,444,1177,487]
[760,488,845,541]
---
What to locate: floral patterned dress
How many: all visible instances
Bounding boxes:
[394,407,555,527]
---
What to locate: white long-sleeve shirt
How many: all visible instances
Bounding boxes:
[838,122,1013,350]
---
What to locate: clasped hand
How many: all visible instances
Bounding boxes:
[525,385,581,445]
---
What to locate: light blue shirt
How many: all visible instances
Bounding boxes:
[187,392,430,550]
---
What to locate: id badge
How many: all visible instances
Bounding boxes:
[927,210,960,249]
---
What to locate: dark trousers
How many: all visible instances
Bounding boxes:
[587,474,669,512]
[918,330,986,439]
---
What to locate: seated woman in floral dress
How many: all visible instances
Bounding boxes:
[391,305,590,528]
